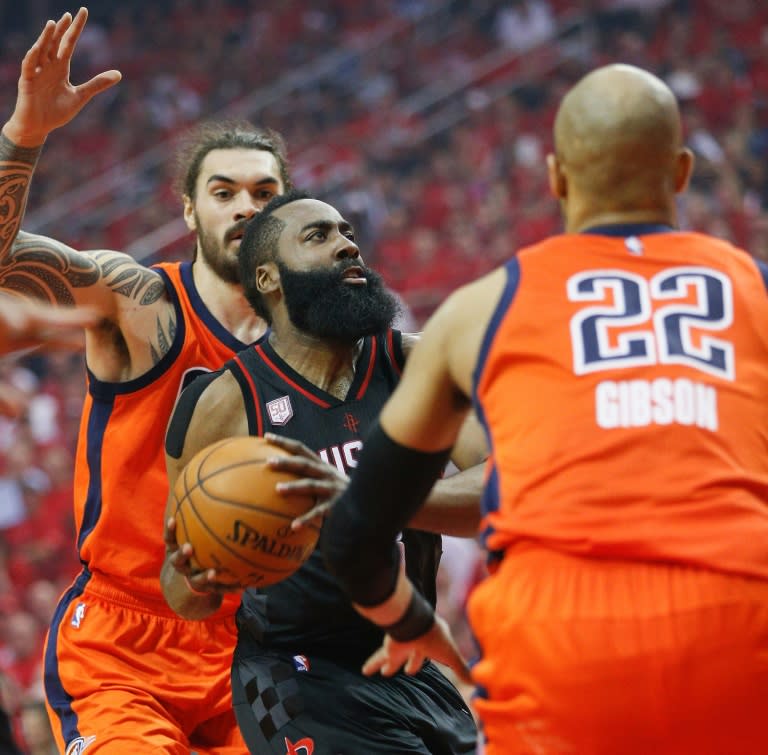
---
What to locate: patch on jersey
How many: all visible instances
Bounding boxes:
[284,737,315,755]
[267,395,293,426]
[292,654,310,672]
[65,736,96,755]
[625,235,644,255]
[71,602,87,629]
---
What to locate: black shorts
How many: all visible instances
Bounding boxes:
[231,644,477,755]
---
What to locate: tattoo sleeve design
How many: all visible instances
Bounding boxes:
[1,234,101,305]
[0,133,42,260]
[150,311,177,365]
[0,134,175,364]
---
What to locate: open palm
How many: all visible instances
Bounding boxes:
[9,7,121,145]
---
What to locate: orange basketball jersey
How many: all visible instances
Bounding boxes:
[474,226,768,580]
[72,261,250,607]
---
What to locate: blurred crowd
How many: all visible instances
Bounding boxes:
[1,0,767,750]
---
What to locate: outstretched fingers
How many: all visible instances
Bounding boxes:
[49,11,75,62]
[56,8,85,62]
[21,19,56,76]
[75,69,123,102]
[61,8,122,101]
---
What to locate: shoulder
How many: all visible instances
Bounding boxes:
[166,370,245,461]
[190,368,243,416]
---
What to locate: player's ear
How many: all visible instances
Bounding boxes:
[183,196,197,231]
[674,147,694,194]
[546,153,567,199]
[255,262,280,295]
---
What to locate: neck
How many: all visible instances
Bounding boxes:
[191,258,267,343]
[268,323,363,401]
[567,208,678,233]
[563,192,678,234]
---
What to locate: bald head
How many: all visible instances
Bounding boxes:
[548,64,693,230]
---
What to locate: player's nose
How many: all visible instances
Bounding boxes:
[233,192,260,221]
[334,239,360,262]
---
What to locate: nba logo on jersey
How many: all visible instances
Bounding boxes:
[267,396,293,426]
[292,654,311,672]
[71,602,87,629]
[625,235,644,255]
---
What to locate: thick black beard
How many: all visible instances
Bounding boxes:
[278,261,400,341]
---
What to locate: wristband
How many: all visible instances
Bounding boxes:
[184,575,210,596]
[380,589,435,642]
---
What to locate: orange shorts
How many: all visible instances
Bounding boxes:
[468,546,768,755]
[44,571,247,754]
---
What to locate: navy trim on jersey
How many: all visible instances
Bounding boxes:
[581,223,675,237]
[44,569,90,747]
[471,261,518,562]
[480,463,500,520]
[472,258,520,413]
[231,353,264,435]
[86,266,187,399]
[179,261,250,352]
[756,259,768,294]
[77,396,114,551]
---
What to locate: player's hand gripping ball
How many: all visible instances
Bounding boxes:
[172,436,321,587]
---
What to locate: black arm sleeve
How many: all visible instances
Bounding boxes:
[322,421,451,607]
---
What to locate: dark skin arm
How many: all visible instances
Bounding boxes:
[161,371,249,620]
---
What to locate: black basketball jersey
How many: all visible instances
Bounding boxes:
[225,330,443,663]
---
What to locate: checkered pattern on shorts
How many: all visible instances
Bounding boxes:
[243,658,304,741]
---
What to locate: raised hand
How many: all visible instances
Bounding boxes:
[5,7,121,146]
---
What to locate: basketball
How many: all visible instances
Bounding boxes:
[172,435,321,588]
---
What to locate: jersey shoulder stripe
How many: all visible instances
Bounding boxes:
[472,258,520,413]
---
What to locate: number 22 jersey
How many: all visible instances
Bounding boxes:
[475,226,768,580]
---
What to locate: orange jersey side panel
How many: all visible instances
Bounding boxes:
[72,261,249,603]
[474,231,768,580]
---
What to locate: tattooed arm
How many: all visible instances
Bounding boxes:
[0,11,179,380]
[4,231,174,381]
